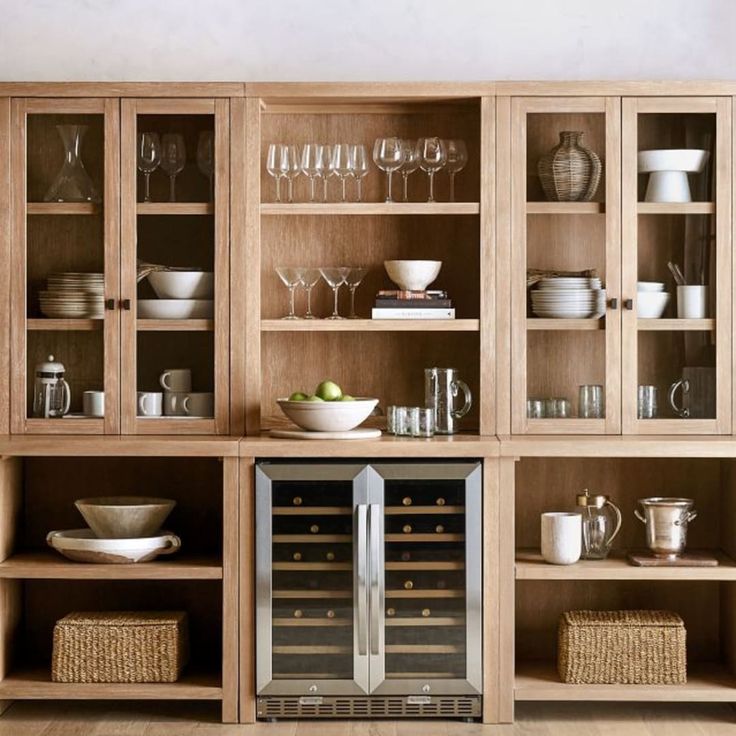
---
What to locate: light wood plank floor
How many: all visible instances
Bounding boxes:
[0,701,734,735]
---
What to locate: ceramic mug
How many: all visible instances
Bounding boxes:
[159,368,192,393]
[83,390,105,417]
[137,391,162,417]
[541,512,582,565]
[163,391,189,416]
[677,285,708,319]
[181,392,214,417]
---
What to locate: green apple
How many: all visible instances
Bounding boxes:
[315,380,343,401]
[288,391,309,401]
[340,394,356,401]
[304,395,325,402]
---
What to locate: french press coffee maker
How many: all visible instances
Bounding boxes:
[575,489,622,560]
[32,355,71,418]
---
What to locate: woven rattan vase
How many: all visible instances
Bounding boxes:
[538,131,602,202]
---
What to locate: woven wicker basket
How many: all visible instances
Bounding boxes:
[538,131,602,202]
[52,611,189,683]
[558,610,686,685]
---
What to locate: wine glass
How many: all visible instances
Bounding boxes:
[301,143,324,203]
[321,144,334,202]
[417,137,447,203]
[275,266,304,320]
[299,267,321,319]
[372,137,403,203]
[160,134,186,203]
[266,143,288,202]
[444,139,468,202]
[399,139,420,202]
[319,267,350,320]
[284,145,301,203]
[350,144,369,202]
[137,132,161,203]
[346,267,368,318]
[197,131,215,202]
[331,144,353,203]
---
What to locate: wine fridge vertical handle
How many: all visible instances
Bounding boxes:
[356,503,368,656]
[369,503,382,656]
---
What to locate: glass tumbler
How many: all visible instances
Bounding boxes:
[527,399,545,418]
[411,408,435,438]
[579,385,604,418]
[638,385,658,419]
[393,407,413,436]
[386,405,398,434]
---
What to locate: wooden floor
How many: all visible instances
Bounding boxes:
[0,702,734,736]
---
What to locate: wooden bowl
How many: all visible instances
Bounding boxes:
[75,496,176,539]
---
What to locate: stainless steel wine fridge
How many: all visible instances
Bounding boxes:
[255,461,482,720]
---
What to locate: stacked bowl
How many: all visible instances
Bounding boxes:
[531,277,605,319]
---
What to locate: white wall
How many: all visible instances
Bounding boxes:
[0,0,733,81]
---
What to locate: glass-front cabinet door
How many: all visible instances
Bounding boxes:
[10,98,120,434]
[621,97,732,433]
[510,97,621,434]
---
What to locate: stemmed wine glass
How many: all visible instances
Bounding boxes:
[444,139,468,202]
[197,131,215,202]
[372,137,403,203]
[275,266,304,320]
[350,144,369,202]
[399,139,420,202]
[331,144,353,203]
[319,266,350,319]
[266,143,288,202]
[321,144,334,202]
[299,268,321,319]
[417,137,447,203]
[301,144,324,203]
[137,132,161,203]
[346,267,368,318]
[284,145,301,203]
[161,134,186,203]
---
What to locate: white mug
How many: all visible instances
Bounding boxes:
[137,391,163,417]
[677,285,708,319]
[163,391,189,416]
[159,369,192,393]
[83,390,105,418]
[181,392,214,417]
[541,512,582,565]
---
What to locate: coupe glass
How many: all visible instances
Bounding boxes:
[417,137,447,203]
[284,145,301,203]
[350,144,369,202]
[276,266,304,320]
[137,132,161,203]
[321,144,334,202]
[319,267,350,320]
[346,267,368,318]
[301,143,324,202]
[300,268,321,319]
[160,134,187,203]
[399,139,420,202]
[331,144,353,203]
[266,143,288,202]
[372,137,403,202]
[444,139,468,202]
[197,131,215,202]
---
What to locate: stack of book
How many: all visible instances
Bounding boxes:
[371,290,455,320]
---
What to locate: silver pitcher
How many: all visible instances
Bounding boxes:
[424,367,472,434]
[634,497,697,559]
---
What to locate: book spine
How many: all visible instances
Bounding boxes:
[375,299,453,309]
[371,308,456,320]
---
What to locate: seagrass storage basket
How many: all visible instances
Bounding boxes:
[52,611,189,683]
[558,610,686,685]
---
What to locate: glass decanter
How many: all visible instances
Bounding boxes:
[44,124,101,203]
[576,489,622,560]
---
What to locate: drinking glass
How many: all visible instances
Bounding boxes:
[345,267,368,318]
[638,385,658,419]
[266,143,288,202]
[160,134,186,203]
[319,267,350,319]
[321,144,334,202]
[137,132,161,203]
[417,137,447,203]
[372,137,403,202]
[275,266,304,320]
[301,143,324,202]
[444,139,468,202]
[579,385,604,418]
[527,399,545,418]
[299,267,321,319]
[197,131,215,202]
[331,144,353,203]
[399,139,420,202]
[411,407,435,437]
[284,144,301,203]
[350,144,369,202]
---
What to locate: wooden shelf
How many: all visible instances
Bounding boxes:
[27,202,99,215]
[273,618,351,627]
[385,533,464,543]
[272,590,352,599]
[385,505,464,515]
[272,534,351,543]
[386,617,465,627]
[385,644,462,654]
[515,549,736,581]
[527,318,604,331]
[137,319,214,332]
[27,318,102,331]
[515,662,736,702]
[637,318,715,331]
[0,551,222,580]
[273,645,351,655]
[260,202,480,215]
[526,202,604,215]
[385,561,464,570]
[637,202,715,215]
[385,589,465,599]
[136,202,213,215]
[261,319,479,332]
[272,506,351,515]
[272,562,352,571]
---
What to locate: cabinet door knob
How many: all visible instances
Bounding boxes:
[624,298,634,310]
[120,299,131,311]
[105,298,115,311]
[608,298,618,310]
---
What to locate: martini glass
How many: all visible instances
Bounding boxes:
[300,268,321,319]
[276,266,304,319]
[319,267,350,319]
[346,267,368,318]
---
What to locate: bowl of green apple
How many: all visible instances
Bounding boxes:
[277,381,378,432]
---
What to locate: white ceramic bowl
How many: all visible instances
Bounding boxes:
[75,496,176,538]
[637,281,666,292]
[138,299,214,319]
[637,291,670,319]
[148,271,214,299]
[277,397,378,432]
[637,149,709,173]
[384,260,442,291]
[47,529,180,564]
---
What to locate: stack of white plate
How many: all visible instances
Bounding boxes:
[39,272,104,319]
[531,277,605,319]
